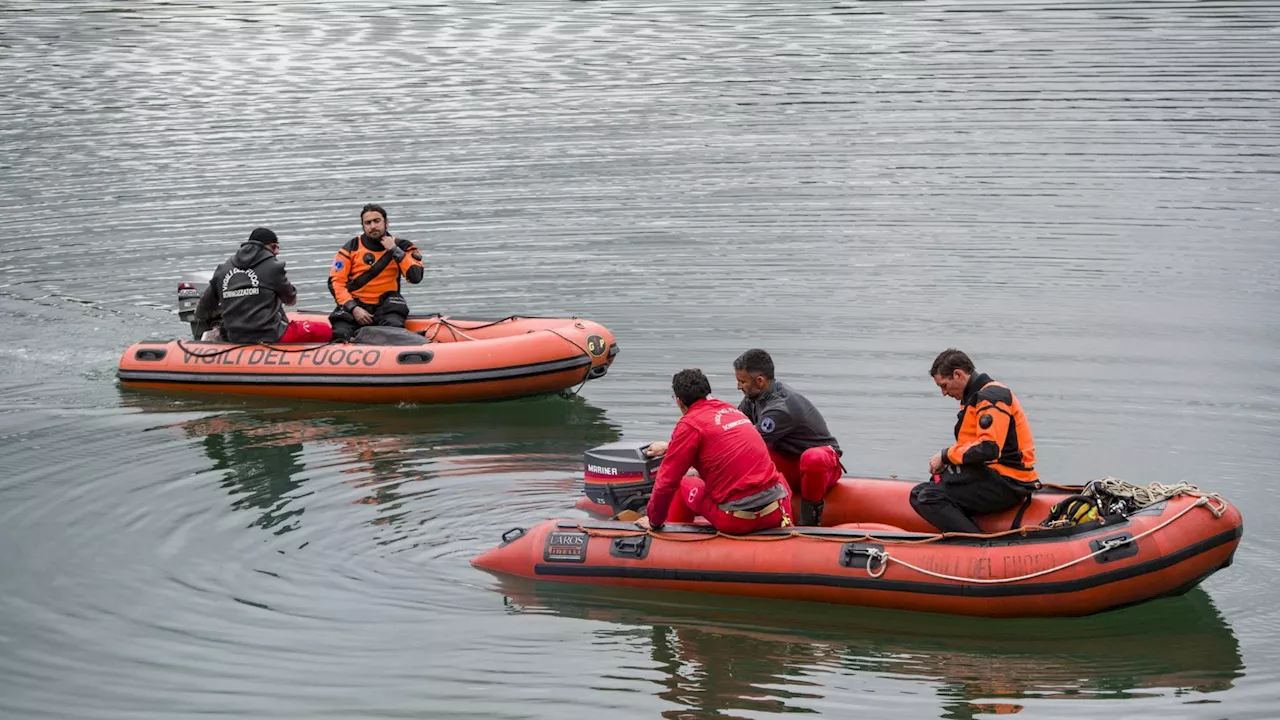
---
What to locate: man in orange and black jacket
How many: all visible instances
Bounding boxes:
[327,203,424,340]
[911,348,1039,534]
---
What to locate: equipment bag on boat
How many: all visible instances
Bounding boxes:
[351,326,431,346]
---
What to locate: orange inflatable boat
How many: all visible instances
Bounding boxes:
[472,443,1243,617]
[117,312,618,404]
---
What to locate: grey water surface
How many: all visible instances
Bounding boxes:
[1,1,1277,718]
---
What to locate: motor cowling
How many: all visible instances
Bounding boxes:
[582,442,662,517]
[177,271,212,339]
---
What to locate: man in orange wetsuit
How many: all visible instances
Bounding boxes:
[911,348,1040,534]
[327,203,424,341]
[638,368,793,534]
[734,349,844,527]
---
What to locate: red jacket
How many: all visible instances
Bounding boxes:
[647,397,784,526]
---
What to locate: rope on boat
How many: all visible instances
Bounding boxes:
[871,495,1225,585]
[178,315,545,352]
[572,522,1057,546]
[175,339,338,358]
[545,325,596,398]
[1084,476,1226,517]
[422,315,574,341]
[416,317,599,398]
[423,318,480,343]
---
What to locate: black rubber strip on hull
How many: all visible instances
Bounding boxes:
[118,355,592,387]
[532,526,1242,598]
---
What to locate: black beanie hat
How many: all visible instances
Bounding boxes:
[247,227,278,246]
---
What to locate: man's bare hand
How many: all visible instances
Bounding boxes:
[928,453,945,475]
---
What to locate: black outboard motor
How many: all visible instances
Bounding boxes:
[582,442,662,517]
[177,271,212,339]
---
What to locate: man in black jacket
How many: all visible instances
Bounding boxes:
[734,349,844,526]
[194,228,332,344]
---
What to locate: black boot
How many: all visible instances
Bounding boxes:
[800,500,825,527]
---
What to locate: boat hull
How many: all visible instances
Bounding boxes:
[479,479,1242,617]
[117,313,618,404]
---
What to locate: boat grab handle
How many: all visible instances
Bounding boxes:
[610,535,651,560]
[397,350,434,365]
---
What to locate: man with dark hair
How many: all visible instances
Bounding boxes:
[911,348,1040,533]
[639,369,792,534]
[733,349,843,526]
[194,227,332,344]
[327,203,425,341]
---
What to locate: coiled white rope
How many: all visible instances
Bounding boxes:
[1086,477,1226,517]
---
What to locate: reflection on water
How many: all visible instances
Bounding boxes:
[200,423,307,533]
[121,393,621,534]
[500,580,1242,719]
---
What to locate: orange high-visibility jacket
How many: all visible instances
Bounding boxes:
[943,373,1038,484]
[328,235,424,308]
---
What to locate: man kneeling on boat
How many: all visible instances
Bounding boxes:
[912,349,1040,534]
[194,228,333,344]
[734,348,844,526]
[636,368,793,534]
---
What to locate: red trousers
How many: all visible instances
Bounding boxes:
[279,319,333,343]
[664,475,792,534]
[770,446,842,503]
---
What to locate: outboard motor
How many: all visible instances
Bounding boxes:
[581,441,662,517]
[177,271,212,339]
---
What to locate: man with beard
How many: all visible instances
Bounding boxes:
[734,349,843,526]
[327,203,425,341]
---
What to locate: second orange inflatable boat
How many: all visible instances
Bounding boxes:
[117,312,618,404]
[472,443,1243,618]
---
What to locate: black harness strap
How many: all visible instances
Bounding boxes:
[346,243,398,294]
[1009,491,1035,530]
